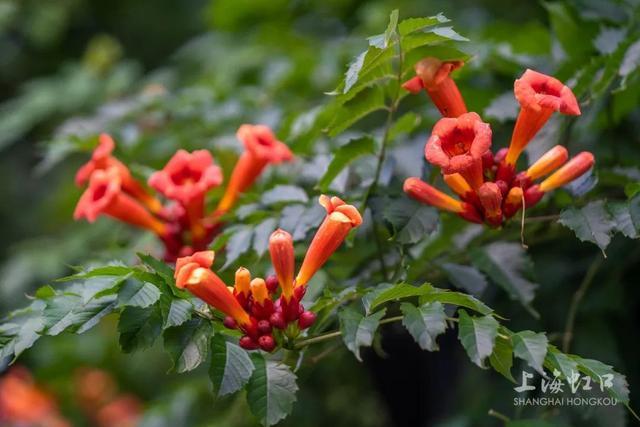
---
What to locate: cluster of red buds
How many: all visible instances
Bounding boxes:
[402,58,595,227]
[173,196,363,351]
[73,124,293,260]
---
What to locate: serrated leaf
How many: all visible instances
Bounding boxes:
[279,203,325,241]
[327,87,387,137]
[512,331,548,375]
[117,281,161,308]
[261,185,308,205]
[0,302,46,360]
[470,242,538,314]
[43,293,117,336]
[544,346,579,380]
[490,333,515,382]
[440,263,488,297]
[222,226,253,269]
[388,112,421,141]
[398,14,450,36]
[608,201,638,238]
[339,307,386,361]
[421,289,493,315]
[383,198,439,244]
[574,357,630,404]
[543,1,597,60]
[368,283,433,311]
[361,283,393,314]
[457,309,498,368]
[253,218,278,257]
[165,299,194,328]
[209,335,255,397]
[400,302,446,351]
[163,319,212,373]
[247,354,298,427]
[317,136,376,192]
[138,253,175,286]
[118,305,163,353]
[559,201,616,253]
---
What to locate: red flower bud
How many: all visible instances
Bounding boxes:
[258,335,276,352]
[269,311,286,330]
[239,336,259,350]
[298,311,316,329]
[223,316,238,330]
[265,275,279,293]
[257,320,272,335]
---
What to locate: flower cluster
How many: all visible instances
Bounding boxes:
[403,61,595,226]
[74,125,293,260]
[174,196,362,351]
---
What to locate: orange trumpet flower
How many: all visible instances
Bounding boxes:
[524,152,595,206]
[402,57,467,118]
[425,112,492,190]
[295,196,362,288]
[74,168,167,236]
[269,229,295,300]
[215,124,293,214]
[404,177,482,223]
[76,134,162,213]
[174,251,254,333]
[499,70,580,180]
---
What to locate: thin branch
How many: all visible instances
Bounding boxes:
[488,409,511,424]
[562,255,604,353]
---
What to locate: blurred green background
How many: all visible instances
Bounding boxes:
[1,0,639,426]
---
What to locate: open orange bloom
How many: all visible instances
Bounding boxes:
[215,124,293,214]
[74,168,167,236]
[269,229,295,300]
[425,112,492,190]
[295,196,362,288]
[403,177,482,223]
[174,251,254,332]
[402,57,467,118]
[76,134,162,213]
[503,70,580,170]
[524,152,594,206]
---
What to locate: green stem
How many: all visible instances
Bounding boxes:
[487,409,511,424]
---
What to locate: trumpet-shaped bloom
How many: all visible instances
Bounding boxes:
[402,57,467,118]
[216,125,293,213]
[524,145,569,181]
[403,177,482,223]
[76,134,162,213]
[269,229,295,300]
[74,168,167,236]
[295,196,362,288]
[148,149,222,206]
[174,251,254,332]
[425,112,492,189]
[477,182,503,227]
[443,173,473,199]
[525,152,594,206]
[503,70,580,169]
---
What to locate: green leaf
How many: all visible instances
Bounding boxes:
[163,319,212,373]
[261,185,308,205]
[398,14,450,36]
[368,283,433,311]
[388,112,421,141]
[369,9,398,49]
[574,356,630,404]
[542,1,597,60]
[440,263,488,297]
[608,201,639,238]
[0,301,46,360]
[138,253,175,286]
[118,305,164,353]
[117,280,161,308]
[383,198,439,244]
[59,264,133,281]
[544,345,579,380]
[165,299,194,328]
[209,335,255,397]
[247,354,298,427]
[317,136,376,192]
[512,331,548,375]
[222,226,254,269]
[43,293,117,336]
[470,242,538,315]
[559,201,616,253]
[490,332,515,382]
[421,288,493,315]
[253,218,278,257]
[457,309,498,368]
[400,302,446,351]
[339,307,386,361]
[326,87,386,137]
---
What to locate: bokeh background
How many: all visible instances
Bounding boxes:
[1,0,639,426]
